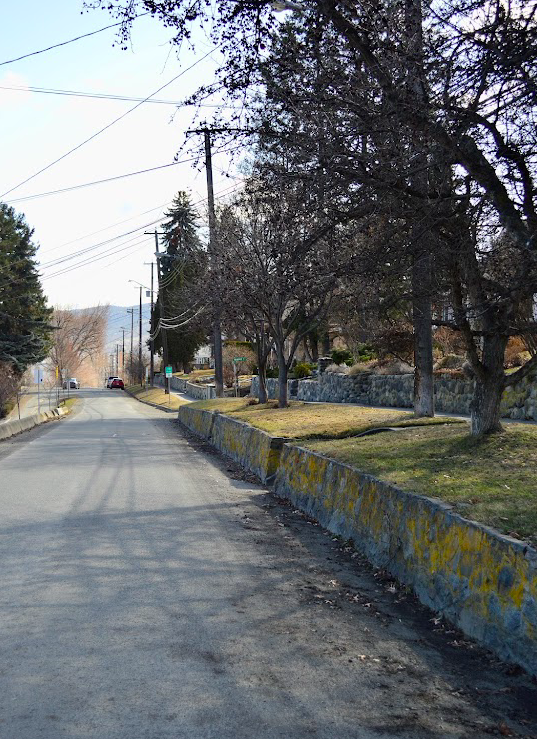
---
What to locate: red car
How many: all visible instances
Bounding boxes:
[110,378,124,389]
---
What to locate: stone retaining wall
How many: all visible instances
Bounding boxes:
[252,372,537,420]
[177,405,285,483]
[274,443,537,675]
[177,404,537,675]
[154,373,217,400]
[250,377,298,400]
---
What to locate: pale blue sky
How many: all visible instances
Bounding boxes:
[1,0,243,312]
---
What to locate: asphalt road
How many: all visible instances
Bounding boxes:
[0,389,535,739]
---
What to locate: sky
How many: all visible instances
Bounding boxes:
[0,0,246,326]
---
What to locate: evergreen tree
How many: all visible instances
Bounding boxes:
[0,204,52,373]
[152,192,209,370]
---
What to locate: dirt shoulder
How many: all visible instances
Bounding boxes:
[173,419,537,738]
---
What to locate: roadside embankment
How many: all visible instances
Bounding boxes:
[178,400,537,676]
[0,404,70,442]
[124,385,188,412]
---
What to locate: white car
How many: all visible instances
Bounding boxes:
[63,378,79,389]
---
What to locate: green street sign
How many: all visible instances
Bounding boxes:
[165,365,173,377]
[233,357,246,362]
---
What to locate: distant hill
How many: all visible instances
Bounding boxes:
[105,303,152,352]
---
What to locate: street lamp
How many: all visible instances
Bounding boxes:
[120,327,127,375]
[126,308,134,382]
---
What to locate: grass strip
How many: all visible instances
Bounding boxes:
[125,385,187,411]
[189,398,462,440]
[306,423,537,544]
[58,396,78,411]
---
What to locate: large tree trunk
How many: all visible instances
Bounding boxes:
[257,347,268,405]
[471,334,508,436]
[258,369,268,404]
[256,326,268,404]
[277,345,288,408]
[412,253,434,417]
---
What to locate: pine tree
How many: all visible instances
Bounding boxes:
[153,192,208,370]
[0,204,52,373]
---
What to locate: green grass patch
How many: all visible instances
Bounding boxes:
[306,423,537,544]
[59,396,78,411]
[125,385,187,411]
[189,398,462,440]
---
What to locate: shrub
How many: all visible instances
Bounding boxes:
[356,343,376,362]
[331,349,354,366]
[222,343,256,386]
[375,359,414,375]
[292,362,313,379]
[433,353,465,371]
[348,361,376,376]
[433,327,466,357]
[505,337,531,368]
[512,351,532,367]
[325,363,350,374]
[266,366,279,378]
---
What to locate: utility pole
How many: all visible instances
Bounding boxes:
[187,127,224,397]
[121,328,126,375]
[116,343,119,375]
[138,285,143,386]
[127,308,134,383]
[143,261,155,386]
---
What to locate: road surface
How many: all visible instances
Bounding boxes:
[0,389,535,739]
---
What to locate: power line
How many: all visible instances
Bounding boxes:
[1,182,240,290]
[0,84,237,108]
[40,225,159,271]
[0,45,220,199]
[6,145,244,204]
[0,181,244,294]
[42,237,152,281]
[0,15,148,67]
[38,199,172,257]
[6,161,186,204]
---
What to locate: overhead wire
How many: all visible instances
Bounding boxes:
[1,181,241,291]
[0,14,148,67]
[0,44,221,199]
[41,237,153,281]
[0,83,237,108]
[38,198,173,256]
[5,145,245,204]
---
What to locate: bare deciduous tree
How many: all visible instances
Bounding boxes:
[48,306,108,385]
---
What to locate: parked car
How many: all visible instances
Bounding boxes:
[62,378,79,389]
[106,376,119,388]
[110,378,124,389]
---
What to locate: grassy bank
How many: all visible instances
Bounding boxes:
[58,396,78,412]
[189,398,461,440]
[190,397,537,543]
[125,385,187,411]
[306,423,537,544]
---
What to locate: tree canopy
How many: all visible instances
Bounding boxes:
[152,191,209,370]
[0,203,52,373]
